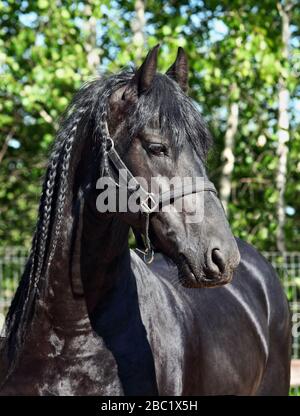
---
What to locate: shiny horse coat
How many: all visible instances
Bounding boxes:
[0,46,291,395]
[91,240,290,396]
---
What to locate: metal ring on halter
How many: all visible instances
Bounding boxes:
[144,247,154,264]
[105,137,114,152]
[135,247,154,264]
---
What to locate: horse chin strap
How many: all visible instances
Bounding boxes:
[101,121,217,264]
[135,213,154,264]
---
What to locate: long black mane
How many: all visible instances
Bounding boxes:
[2,68,212,372]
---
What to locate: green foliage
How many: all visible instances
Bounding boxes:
[0,0,299,252]
[290,386,300,396]
[0,0,109,246]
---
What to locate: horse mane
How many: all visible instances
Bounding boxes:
[2,67,212,373]
[2,70,133,371]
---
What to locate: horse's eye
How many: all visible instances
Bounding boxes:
[147,143,167,156]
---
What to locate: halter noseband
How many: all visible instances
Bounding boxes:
[102,121,217,264]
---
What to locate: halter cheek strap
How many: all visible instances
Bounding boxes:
[105,138,158,214]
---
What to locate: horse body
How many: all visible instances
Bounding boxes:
[0,236,291,396]
[90,239,290,396]
[0,46,291,395]
[137,239,290,395]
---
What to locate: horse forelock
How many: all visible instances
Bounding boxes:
[130,73,213,160]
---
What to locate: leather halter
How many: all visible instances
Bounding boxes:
[102,122,217,263]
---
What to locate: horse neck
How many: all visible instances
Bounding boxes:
[1,148,125,394]
[34,188,131,330]
[1,199,124,394]
[37,197,90,331]
[80,197,131,315]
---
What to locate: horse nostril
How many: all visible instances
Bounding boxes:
[211,248,226,274]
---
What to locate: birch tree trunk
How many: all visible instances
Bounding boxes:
[219,84,239,214]
[0,130,13,165]
[131,0,146,62]
[276,1,291,252]
[83,3,100,73]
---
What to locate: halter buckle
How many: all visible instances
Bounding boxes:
[140,193,158,214]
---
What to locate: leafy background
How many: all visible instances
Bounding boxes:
[0,0,299,252]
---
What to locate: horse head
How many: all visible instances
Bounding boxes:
[95,45,240,288]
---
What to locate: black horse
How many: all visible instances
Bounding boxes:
[0,46,291,395]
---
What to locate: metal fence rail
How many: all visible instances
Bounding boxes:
[0,247,28,318]
[263,252,300,359]
[0,248,299,359]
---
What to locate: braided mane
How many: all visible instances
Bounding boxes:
[2,70,134,372]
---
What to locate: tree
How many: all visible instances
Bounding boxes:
[0,1,109,246]
[276,0,292,252]
[219,84,239,214]
[131,0,146,62]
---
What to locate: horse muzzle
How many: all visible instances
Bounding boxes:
[177,252,239,289]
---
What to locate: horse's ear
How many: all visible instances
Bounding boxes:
[132,44,159,95]
[166,47,189,93]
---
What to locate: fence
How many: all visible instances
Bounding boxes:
[0,247,300,359]
[262,252,300,360]
[0,247,28,319]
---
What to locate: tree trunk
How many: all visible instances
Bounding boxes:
[276,1,291,252]
[83,3,100,73]
[219,85,239,214]
[131,0,146,62]
[0,130,13,165]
